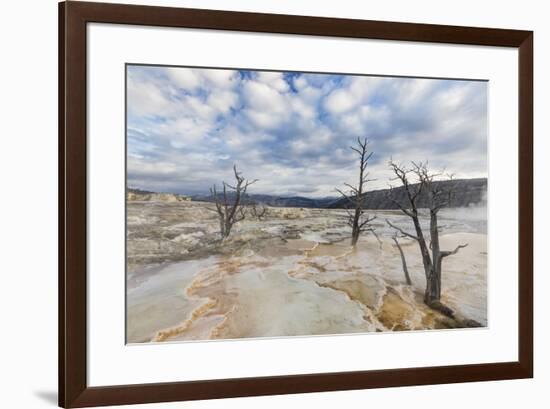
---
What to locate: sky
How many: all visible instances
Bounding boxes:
[127,65,487,198]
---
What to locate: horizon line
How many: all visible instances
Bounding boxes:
[128,176,488,198]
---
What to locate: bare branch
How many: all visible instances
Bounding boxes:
[343,183,359,194]
[338,136,377,246]
[359,214,376,229]
[392,233,412,285]
[335,188,354,205]
[249,201,268,221]
[440,243,468,258]
[211,165,258,239]
[389,158,465,306]
[386,219,420,241]
[386,190,414,218]
[364,228,382,248]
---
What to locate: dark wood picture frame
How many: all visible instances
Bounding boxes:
[59,1,533,407]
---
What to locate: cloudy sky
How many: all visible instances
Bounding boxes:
[127,65,487,197]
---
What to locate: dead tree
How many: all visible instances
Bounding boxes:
[210,165,258,239]
[336,137,378,247]
[391,233,412,285]
[386,160,468,309]
[249,201,269,221]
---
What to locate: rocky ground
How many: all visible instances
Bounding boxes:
[126,201,487,343]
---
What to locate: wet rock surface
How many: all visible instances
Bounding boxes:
[126,201,487,343]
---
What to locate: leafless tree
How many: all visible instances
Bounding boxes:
[336,137,379,247]
[386,160,468,310]
[249,201,269,221]
[209,165,258,239]
[391,232,412,285]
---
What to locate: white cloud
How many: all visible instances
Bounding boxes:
[207,90,239,114]
[164,117,212,146]
[127,65,487,197]
[202,69,239,89]
[241,80,291,130]
[243,80,287,112]
[324,76,380,114]
[324,88,357,113]
[395,78,435,107]
[165,67,201,91]
[256,71,289,92]
[127,75,171,117]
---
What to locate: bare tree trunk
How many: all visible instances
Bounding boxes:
[351,211,361,247]
[387,215,432,289]
[210,165,257,240]
[425,209,440,303]
[387,160,467,310]
[218,216,226,238]
[336,137,377,247]
[424,270,440,305]
[412,215,433,282]
[392,236,412,285]
[428,242,468,306]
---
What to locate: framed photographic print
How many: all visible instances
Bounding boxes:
[59,1,533,407]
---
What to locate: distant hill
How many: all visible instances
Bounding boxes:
[191,193,338,208]
[328,178,487,210]
[131,178,486,209]
[127,188,191,202]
